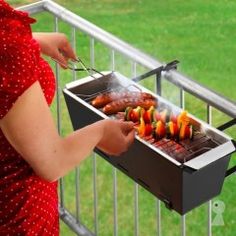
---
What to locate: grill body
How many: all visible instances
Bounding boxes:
[63,72,235,215]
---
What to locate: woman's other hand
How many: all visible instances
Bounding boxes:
[97,120,135,156]
[33,32,76,68]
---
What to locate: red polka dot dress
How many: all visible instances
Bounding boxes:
[0,1,59,235]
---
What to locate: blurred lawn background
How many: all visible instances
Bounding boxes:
[11,0,236,235]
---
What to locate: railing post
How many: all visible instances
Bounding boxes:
[132,61,139,236]
[90,37,99,235]
[180,88,186,236]
[71,26,81,224]
[54,15,65,210]
[111,49,118,236]
[207,104,212,236]
[180,89,185,109]
[156,71,162,96]
[156,200,161,236]
[181,215,186,236]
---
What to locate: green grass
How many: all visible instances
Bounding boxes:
[13,0,236,235]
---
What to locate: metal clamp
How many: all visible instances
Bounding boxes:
[217,118,236,132]
[163,60,180,71]
[132,59,179,83]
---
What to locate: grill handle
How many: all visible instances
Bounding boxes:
[217,118,236,178]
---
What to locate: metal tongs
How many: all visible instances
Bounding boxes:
[52,57,104,79]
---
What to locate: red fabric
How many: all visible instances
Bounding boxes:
[0,1,59,235]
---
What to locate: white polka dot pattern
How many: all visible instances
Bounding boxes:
[0,1,58,235]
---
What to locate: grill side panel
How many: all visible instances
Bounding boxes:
[63,90,103,130]
[182,155,230,214]
[97,139,184,213]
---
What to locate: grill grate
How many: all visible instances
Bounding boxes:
[76,87,220,164]
[142,133,219,163]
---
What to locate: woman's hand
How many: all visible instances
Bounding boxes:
[33,32,76,68]
[96,120,135,156]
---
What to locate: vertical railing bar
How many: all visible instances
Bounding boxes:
[111,49,118,236]
[93,153,98,235]
[54,16,61,142]
[72,27,77,81]
[71,26,81,223]
[90,37,95,75]
[134,175,139,236]
[156,200,161,236]
[156,72,162,96]
[132,61,139,236]
[113,167,118,236]
[54,16,65,209]
[181,215,186,236]
[90,37,98,235]
[207,188,212,235]
[111,49,115,71]
[207,104,212,124]
[207,104,212,236]
[180,89,185,109]
[155,65,162,236]
[75,168,80,224]
[180,89,186,236]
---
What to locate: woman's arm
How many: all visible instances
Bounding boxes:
[0,81,135,182]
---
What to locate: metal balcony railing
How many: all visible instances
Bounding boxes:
[19,1,236,235]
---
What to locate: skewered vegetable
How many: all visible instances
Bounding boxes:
[136,117,145,137]
[125,106,145,122]
[177,111,190,128]
[179,124,193,140]
[124,107,133,121]
[153,121,166,139]
[136,117,153,137]
[143,106,156,123]
[167,121,179,139]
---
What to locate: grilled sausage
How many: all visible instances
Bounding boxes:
[103,98,157,115]
[91,91,155,108]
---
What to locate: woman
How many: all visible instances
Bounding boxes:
[0,1,135,235]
